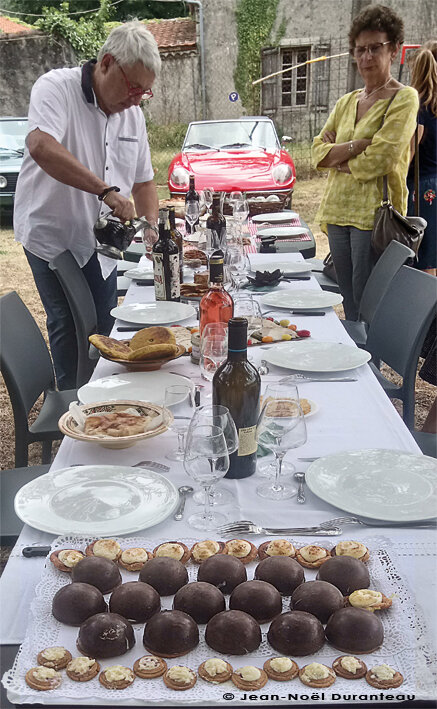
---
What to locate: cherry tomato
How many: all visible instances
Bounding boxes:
[288,324,297,331]
[262,335,274,343]
[296,329,311,338]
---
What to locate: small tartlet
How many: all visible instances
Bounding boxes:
[332,655,367,680]
[299,663,336,688]
[258,539,296,561]
[66,656,100,682]
[232,666,268,690]
[223,539,258,564]
[365,665,403,689]
[198,658,233,684]
[153,541,191,564]
[295,545,331,569]
[133,655,167,679]
[99,665,135,690]
[345,589,392,611]
[263,657,299,681]
[37,647,72,670]
[331,541,369,562]
[118,547,152,571]
[190,540,225,564]
[85,539,122,561]
[50,549,85,572]
[163,665,197,691]
[25,666,62,691]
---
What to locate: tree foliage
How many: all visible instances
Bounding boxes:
[1,0,188,24]
[34,0,112,58]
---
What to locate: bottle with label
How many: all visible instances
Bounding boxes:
[185,174,199,234]
[206,193,227,251]
[168,206,184,283]
[199,250,234,335]
[212,317,260,479]
[152,208,180,302]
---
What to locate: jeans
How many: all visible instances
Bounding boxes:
[24,249,117,390]
[327,225,374,321]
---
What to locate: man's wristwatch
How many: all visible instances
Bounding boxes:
[98,186,120,203]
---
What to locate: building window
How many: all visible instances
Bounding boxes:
[281,47,310,107]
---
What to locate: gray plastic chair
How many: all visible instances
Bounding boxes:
[412,431,437,458]
[1,464,50,539]
[0,292,77,467]
[343,240,415,347]
[366,266,437,429]
[49,250,99,388]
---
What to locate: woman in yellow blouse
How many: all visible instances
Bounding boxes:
[312,4,418,320]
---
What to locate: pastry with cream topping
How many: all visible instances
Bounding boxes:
[153,541,190,564]
[50,549,85,572]
[346,589,392,611]
[296,545,330,569]
[365,664,404,689]
[163,665,197,691]
[66,656,100,682]
[25,666,62,691]
[37,647,72,670]
[231,666,268,691]
[223,538,257,564]
[332,655,367,679]
[85,539,122,561]
[99,665,135,689]
[118,547,152,572]
[332,540,369,562]
[133,655,167,679]
[198,658,233,683]
[263,657,299,681]
[258,539,295,561]
[190,540,225,563]
[299,662,336,688]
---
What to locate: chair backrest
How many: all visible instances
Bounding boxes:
[366,266,437,380]
[359,240,415,325]
[49,250,97,388]
[0,291,55,428]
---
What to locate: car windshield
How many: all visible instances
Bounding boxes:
[0,119,27,155]
[184,120,279,151]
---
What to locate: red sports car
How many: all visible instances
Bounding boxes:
[168,117,296,205]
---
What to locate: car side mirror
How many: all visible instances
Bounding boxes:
[281,135,293,144]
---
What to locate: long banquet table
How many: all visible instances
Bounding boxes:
[1,249,436,707]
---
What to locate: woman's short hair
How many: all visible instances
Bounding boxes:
[349,4,404,52]
[98,19,161,76]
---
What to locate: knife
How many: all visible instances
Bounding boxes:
[290,310,326,316]
[282,276,311,281]
[117,324,197,332]
[22,546,52,557]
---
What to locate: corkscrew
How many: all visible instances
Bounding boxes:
[93,213,157,259]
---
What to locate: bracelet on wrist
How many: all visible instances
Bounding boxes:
[98,186,120,202]
[348,140,354,155]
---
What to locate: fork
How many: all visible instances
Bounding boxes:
[279,374,357,383]
[216,520,342,536]
[134,460,170,473]
[319,515,437,529]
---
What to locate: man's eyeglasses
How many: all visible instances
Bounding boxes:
[351,41,391,59]
[117,63,153,100]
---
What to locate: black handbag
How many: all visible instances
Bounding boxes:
[322,252,337,282]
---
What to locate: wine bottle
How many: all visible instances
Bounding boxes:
[152,208,180,302]
[206,193,227,251]
[212,318,260,479]
[168,206,184,283]
[185,174,199,234]
[199,250,234,334]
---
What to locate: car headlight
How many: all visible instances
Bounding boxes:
[170,167,190,188]
[0,176,7,189]
[272,164,292,184]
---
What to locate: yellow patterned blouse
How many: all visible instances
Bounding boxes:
[312,86,419,233]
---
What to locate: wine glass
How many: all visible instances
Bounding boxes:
[233,198,249,242]
[201,187,213,215]
[187,404,237,507]
[200,334,228,382]
[184,424,230,530]
[163,384,195,461]
[256,382,307,500]
[232,294,262,335]
[185,200,200,235]
[225,244,249,291]
[229,191,243,209]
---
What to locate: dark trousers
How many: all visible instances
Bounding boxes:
[24,249,117,390]
[327,224,374,321]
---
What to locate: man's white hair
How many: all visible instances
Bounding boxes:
[98,19,161,75]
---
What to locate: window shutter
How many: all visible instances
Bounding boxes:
[312,42,331,110]
[261,47,280,114]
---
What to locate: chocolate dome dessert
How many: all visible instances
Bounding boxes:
[317,556,370,595]
[139,557,188,596]
[230,580,282,623]
[291,580,344,624]
[325,607,384,653]
[143,610,199,657]
[267,610,325,656]
[173,582,225,624]
[254,556,305,595]
[197,554,247,593]
[71,556,121,594]
[205,610,261,655]
[109,581,160,623]
[52,582,107,626]
[77,612,135,658]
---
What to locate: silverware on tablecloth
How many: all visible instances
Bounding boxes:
[298,456,320,462]
[134,460,170,472]
[117,324,198,332]
[216,520,342,536]
[258,359,270,375]
[320,516,437,530]
[173,486,194,521]
[22,546,52,557]
[262,309,326,317]
[280,375,357,383]
[294,472,306,504]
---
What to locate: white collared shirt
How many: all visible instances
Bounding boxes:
[14,64,154,277]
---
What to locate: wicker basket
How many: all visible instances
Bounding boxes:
[222,194,289,216]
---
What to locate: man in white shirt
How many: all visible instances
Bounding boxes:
[14,20,160,389]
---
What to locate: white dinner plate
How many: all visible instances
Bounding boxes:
[252,211,299,224]
[123,265,154,281]
[305,449,437,522]
[261,289,343,309]
[111,301,196,324]
[14,465,179,535]
[249,260,311,276]
[257,225,310,238]
[78,371,193,405]
[264,341,371,372]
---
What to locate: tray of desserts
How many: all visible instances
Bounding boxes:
[3,533,434,705]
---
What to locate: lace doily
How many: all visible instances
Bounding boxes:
[2,534,436,705]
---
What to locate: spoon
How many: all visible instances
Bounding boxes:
[173,485,194,521]
[258,359,270,375]
[294,472,306,504]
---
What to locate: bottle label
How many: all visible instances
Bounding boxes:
[237,425,257,456]
[153,253,180,300]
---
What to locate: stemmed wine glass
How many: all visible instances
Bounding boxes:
[200,333,228,383]
[256,382,307,500]
[201,187,213,215]
[233,198,249,242]
[185,200,200,235]
[225,244,250,291]
[183,424,230,530]
[163,384,195,461]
